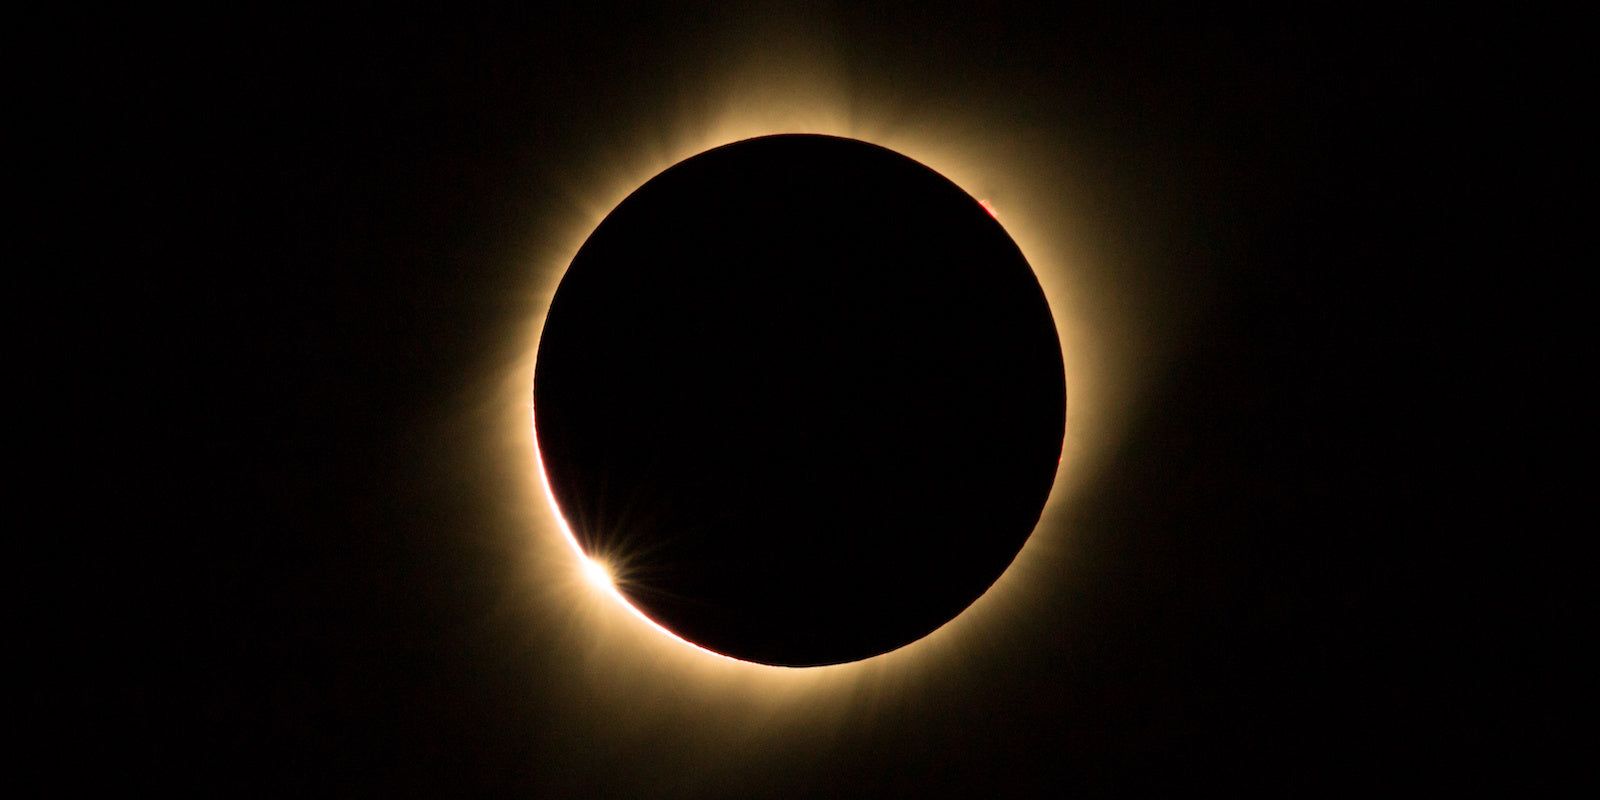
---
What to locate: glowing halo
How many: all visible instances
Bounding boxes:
[494,40,1159,720]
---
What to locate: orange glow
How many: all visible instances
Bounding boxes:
[498,37,1166,708]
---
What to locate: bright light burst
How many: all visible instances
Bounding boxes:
[581,557,614,592]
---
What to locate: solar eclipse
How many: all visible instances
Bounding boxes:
[533,134,1066,666]
[502,49,1151,697]
[83,8,1494,794]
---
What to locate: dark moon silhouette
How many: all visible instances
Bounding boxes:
[534,134,1065,666]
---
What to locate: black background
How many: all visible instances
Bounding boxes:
[45,4,1568,796]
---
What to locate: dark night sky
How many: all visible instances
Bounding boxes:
[47,4,1569,796]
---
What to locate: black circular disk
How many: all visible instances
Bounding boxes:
[534,134,1065,666]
